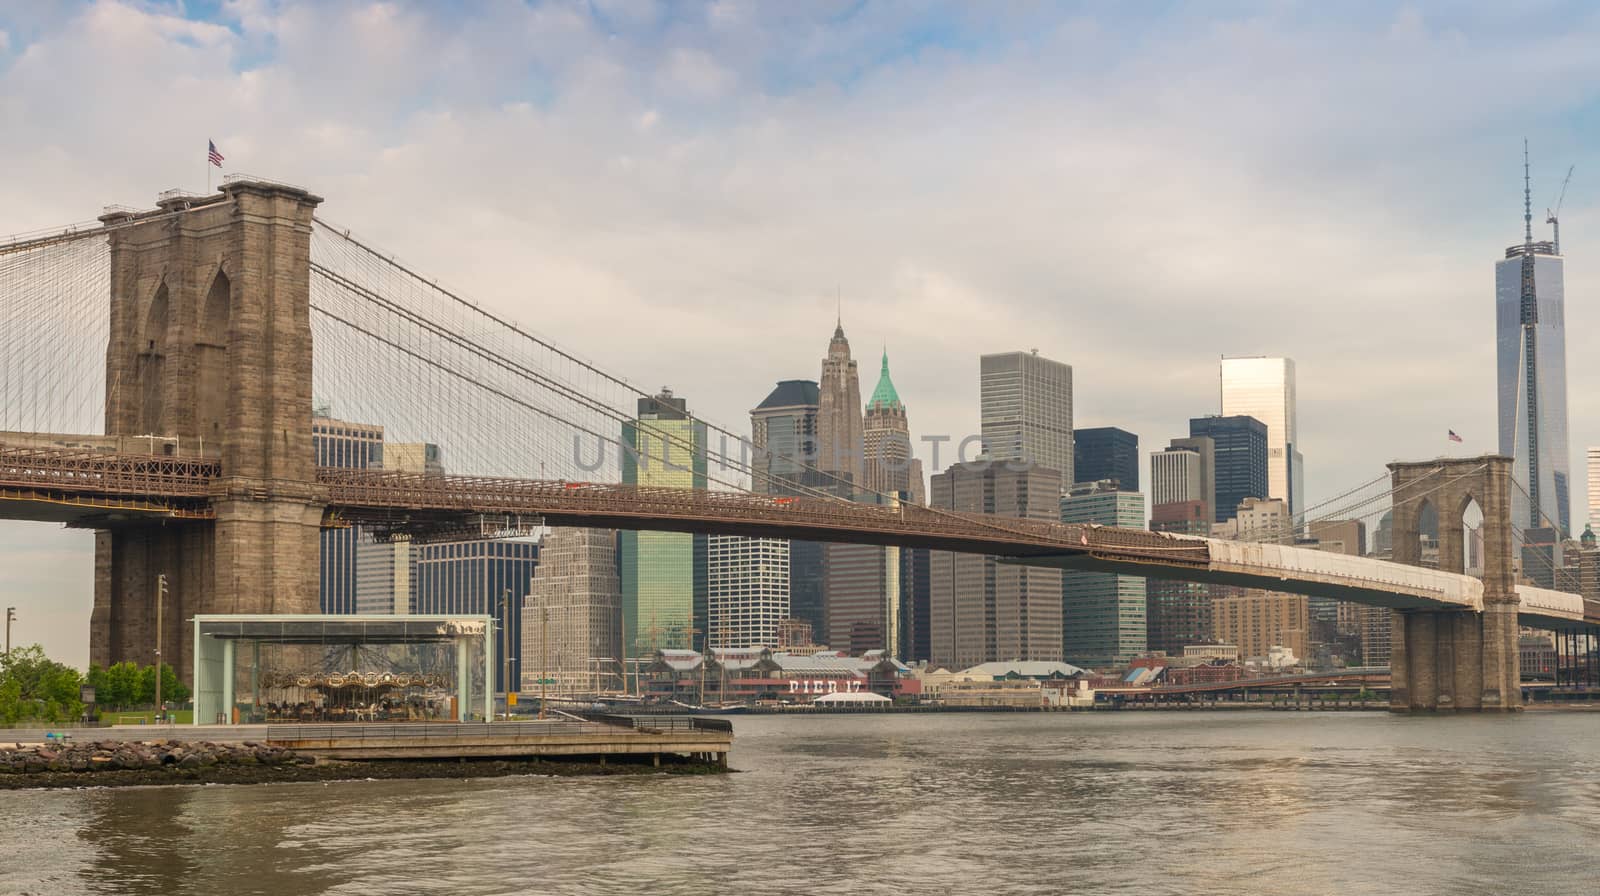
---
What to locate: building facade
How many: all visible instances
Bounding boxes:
[1220,356,1303,518]
[1211,590,1308,663]
[862,350,926,504]
[522,528,623,696]
[817,322,865,493]
[312,414,384,614]
[1073,427,1139,492]
[1588,446,1600,531]
[354,538,413,615]
[621,389,708,657]
[1152,436,1215,527]
[1059,481,1147,667]
[750,379,828,641]
[1189,415,1268,524]
[413,539,540,695]
[980,350,1074,481]
[1496,184,1573,536]
[929,464,1064,669]
[707,535,790,649]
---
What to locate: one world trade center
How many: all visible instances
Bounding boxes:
[1495,145,1573,538]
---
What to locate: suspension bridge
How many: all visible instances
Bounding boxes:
[1,177,1595,711]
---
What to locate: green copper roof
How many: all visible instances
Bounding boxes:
[867,349,902,410]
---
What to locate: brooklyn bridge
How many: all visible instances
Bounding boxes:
[2,177,1595,711]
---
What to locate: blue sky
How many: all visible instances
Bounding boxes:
[2,0,1600,665]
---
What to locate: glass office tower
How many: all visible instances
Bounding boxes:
[1220,357,1302,519]
[1496,232,1572,537]
[621,389,708,658]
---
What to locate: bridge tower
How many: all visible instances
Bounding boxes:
[89,181,326,680]
[1386,455,1520,711]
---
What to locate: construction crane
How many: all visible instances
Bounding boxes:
[1546,164,1575,254]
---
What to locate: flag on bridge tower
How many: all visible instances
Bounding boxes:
[1448,430,1464,444]
[207,140,224,167]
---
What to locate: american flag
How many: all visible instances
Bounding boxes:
[208,140,224,167]
[1448,429,1463,444]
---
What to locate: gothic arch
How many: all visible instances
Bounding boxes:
[195,267,231,436]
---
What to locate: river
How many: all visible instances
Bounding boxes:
[2,711,1597,895]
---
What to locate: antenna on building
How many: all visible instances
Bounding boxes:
[1547,164,1575,254]
[1524,139,1533,247]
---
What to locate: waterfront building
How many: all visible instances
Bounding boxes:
[707,535,789,649]
[522,528,623,696]
[621,389,708,657]
[312,414,384,614]
[750,379,827,642]
[1059,481,1147,667]
[1496,161,1573,536]
[928,463,1064,669]
[1074,427,1139,492]
[980,350,1074,482]
[1189,415,1268,524]
[1220,356,1304,518]
[413,539,539,695]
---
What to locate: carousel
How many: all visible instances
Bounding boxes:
[192,613,494,725]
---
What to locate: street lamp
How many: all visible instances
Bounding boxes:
[154,574,167,724]
[4,607,14,656]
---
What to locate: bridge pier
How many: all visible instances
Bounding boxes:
[1386,457,1521,712]
[89,181,325,681]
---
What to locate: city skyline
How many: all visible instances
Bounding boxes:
[4,3,1600,667]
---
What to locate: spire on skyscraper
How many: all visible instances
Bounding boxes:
[868,348,902,410]
[1524,138,1533,247]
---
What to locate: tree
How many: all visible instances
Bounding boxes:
[140,662,190,706]
[0,645,85,724]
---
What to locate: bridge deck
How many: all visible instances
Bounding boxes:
[2,442,1595,624]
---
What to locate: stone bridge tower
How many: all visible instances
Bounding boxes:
[89,181,326,680]
[1387,455,1520,711]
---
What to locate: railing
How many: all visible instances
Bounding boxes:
[264,719,644,742]
[0,446,219,497]
[572,712,733,735]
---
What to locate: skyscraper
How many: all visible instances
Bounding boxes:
[863,349,926,503]
[1151,435,1215,528]
[522,528,622,696]
[750,380,827,639]
[929,464,1064,669]
[817,321,865,492]
[620,389,708,658]
[1074,427,1140,492]
[1189,415,1268,524]
[1588,446,1600,530]
[707,535,789,649]
[1220,357,1302,518]
[980,350,1073,482]
[413,539,540,695]
[312,413,384,614]
[1497,152,1573,536]
[1060,481,1147,667]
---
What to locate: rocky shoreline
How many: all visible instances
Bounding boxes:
[0,740,727,790]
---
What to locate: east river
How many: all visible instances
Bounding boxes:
[3,711,1598,895]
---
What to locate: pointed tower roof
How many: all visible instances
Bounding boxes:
[867,348,902,410]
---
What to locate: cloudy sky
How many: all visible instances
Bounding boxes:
[2,0,1598,666]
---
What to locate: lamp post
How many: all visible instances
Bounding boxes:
[4,607,14,655]
[154,574,167,724]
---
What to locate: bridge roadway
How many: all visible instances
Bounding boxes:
[2,442,1595,628]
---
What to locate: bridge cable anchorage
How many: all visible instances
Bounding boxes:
[306,218,1071,545]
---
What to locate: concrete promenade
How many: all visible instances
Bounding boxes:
[0,717,733,767]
